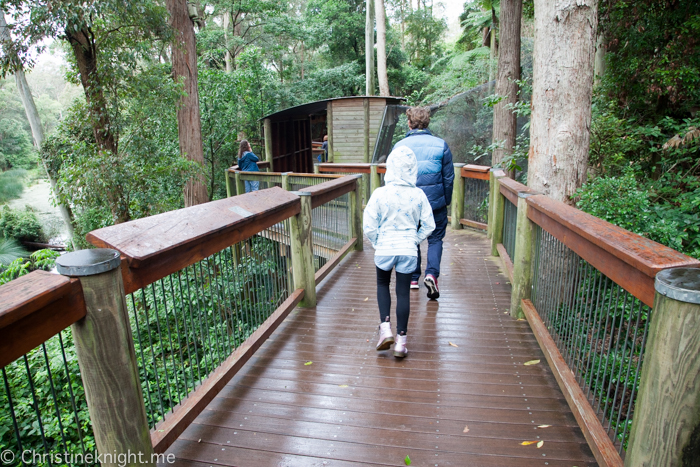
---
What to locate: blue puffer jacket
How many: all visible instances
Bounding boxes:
[393,129,454,211]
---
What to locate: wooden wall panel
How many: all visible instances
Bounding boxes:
[331,98,385,164]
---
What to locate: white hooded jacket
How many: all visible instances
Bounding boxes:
[363,146,436,256]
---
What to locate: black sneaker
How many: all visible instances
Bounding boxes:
[424,274,439,300]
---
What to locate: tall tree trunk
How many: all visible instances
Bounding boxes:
[1,13,78,247]
[223,11,233,73]
[528,0,598,203]
[375,0,389,96]
[491,0,522,169]
[166,0,209,206]
[365,0,375,95]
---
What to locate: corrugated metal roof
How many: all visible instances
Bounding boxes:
[261,96,405,121]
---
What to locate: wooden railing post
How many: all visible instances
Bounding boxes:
[451,163,465,230]
[290,192,316,307]
[225,170,234,197]
[626,268,700,467]
[350,174,364,251]
[314,163,320,174]
[510,192,538,318]
[370,163,380,194]
[490,171,506,257]
[234,171,244,196]
[281,172,291,191]
[56,249,155,467]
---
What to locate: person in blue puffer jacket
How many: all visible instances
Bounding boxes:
[393,106,454,300]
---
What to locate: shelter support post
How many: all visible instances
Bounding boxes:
[263,118,274,172]
[450,163,465,230]
[57,250,155,467]
[225,170,234,198]
[290,192,316,307]
[281,172,291,191]
[625,268,700,467]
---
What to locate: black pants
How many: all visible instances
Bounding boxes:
[376,266,412,335]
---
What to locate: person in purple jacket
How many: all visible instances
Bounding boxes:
[393,107,454,300]
[237,140,260,193]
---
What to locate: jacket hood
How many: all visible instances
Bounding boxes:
[384,146,417,187]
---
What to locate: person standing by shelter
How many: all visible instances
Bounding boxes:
[363,146,435,358]
[393,107,454,300]
[237,140,260,192]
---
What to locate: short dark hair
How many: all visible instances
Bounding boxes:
[406,107,430,129]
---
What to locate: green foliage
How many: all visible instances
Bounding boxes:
[0,205,47,243]
[0,236,27,264]
[0,168,26,203]
[598,0,700,120]
[0,117,36,169]
[575,170,686,253]
[0,248,59,285]
[404,8,448,70]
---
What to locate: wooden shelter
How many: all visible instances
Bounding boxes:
[261,96,405,172]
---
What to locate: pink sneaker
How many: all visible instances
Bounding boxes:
[424,274,439,300]
[410,281,419,289]
[393,334,407,358]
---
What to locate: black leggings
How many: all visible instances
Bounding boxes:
[376,266,412,335]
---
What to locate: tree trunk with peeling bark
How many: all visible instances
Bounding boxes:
[491,0,522,169]
[375,0,389,96]
[166,0,209,206]
[528,0,598,204]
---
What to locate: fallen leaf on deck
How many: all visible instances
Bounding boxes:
[537,425,551,428]
[463,425,470,433]
[364,297,369,301]
[537,441,544,448]
[304,361,313,366]
[524,359,540,366]
[517,318,526,321]
[520,440,538,446]
[449,342,458,347]
[339,384,349,388]
[404,455,412,465]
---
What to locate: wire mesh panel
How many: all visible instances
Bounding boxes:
[463,177,489,224]
[531,226,652,453]
[502,197,517,260]
[1,331,95,467]
[288,175,336,191]
[310,193,352,272]
[125,219,294,428]
[236,172,283,191]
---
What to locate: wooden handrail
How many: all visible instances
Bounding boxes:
[526,194,700,307]
[228,161,270,171]
[499,177,530,205]
[0,270,86,368]
[461,164,490,180]
[228,169,284,176]
[318,163,371,174]
[87,187,301,295]
[299,175,361,209]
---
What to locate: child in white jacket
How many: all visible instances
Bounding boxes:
[363,146,435,357]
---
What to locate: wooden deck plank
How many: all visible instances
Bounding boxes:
[164,228,597,466]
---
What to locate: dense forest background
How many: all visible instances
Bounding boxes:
[0,0,698,262]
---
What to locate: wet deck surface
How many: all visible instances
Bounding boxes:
[164,228,597,466]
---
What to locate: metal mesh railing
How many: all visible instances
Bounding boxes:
[236,172,283,191]
[463,177,489,224]
[502,197,517,261]
[125,221,294,428]
[288,175,335,191]
[1,332,95,466]
[531,226,652,452]
[311,193,352,272]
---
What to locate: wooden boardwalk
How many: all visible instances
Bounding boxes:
[163,228,597,466]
